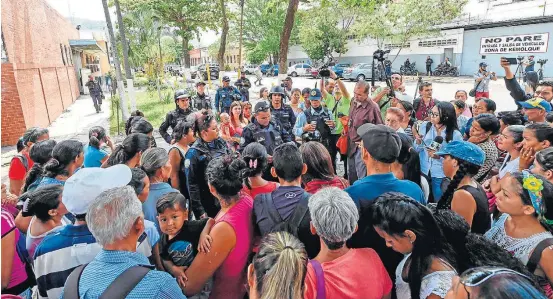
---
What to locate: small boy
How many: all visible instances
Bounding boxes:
[156,192,214,287]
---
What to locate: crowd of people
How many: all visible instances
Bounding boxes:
[2,57,553,299]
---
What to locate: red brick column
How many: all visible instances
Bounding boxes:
[1,63,27,145]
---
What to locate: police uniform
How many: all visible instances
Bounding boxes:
[240,119,292,155]
[293,89,333,149]
[269,86,296,136]
[85,78,104,113]
[215,76,241,114]
[235,77,252,102]
[192,92,212,111]
[159,90,196,144]
[184,137,231,218]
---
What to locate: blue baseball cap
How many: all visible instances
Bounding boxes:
[309,88,322,101]
[435,140,485,166]
[518,97,552,112]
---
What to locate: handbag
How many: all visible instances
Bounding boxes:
[469,80,483,97]
[336,135,348,155]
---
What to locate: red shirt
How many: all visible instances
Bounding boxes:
[8,151,34,180]
[241,182,279,199]
[415,98,436,121]
[221,123,236,138]
[304,248,392,299]
[304,177,349,194]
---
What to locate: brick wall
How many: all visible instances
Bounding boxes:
[1,0,80,145]
[1,63,27,145]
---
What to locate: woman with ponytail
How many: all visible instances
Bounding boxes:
[23,140,57,192]
[240,142,278,199]
[9,127,49,195]
[393,133,430,202]
[248,231,307,299]
[182,155,253,298]
[168,121,196,200]
[485,172,553,295]
[37,140,84,187]
[20,185,67,260]
[299,142,348,194]
[103,133,150,168]
[84,126,113,168]
[371,192,457,299]
[435,140,491,234]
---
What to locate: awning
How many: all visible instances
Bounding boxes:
[69,39,105,54]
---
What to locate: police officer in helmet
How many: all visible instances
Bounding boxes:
[192,81,212,112]
[184,112,231,218]
[159,89,196,144]
[235,71,252,102]
[241,102,292,180]
[293,88,335,150]
[215,76,241,114]
[269,85,296,137]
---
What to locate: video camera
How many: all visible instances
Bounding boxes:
[373,49,391,62]
[538,59,548,65]
[517,56,525,63]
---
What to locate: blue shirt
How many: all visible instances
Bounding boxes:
[292,108,335,137]
[144,183,179,233]
[60,249,186,299]
[345,173,426,207]
[36,177,65,187]
[83,145,108,168]
[413,121,463,178]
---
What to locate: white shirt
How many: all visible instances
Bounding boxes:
[499,155,520,179]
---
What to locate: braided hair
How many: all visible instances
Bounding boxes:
[437,158,480,210]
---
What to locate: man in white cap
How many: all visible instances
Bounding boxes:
[32,165,160,299]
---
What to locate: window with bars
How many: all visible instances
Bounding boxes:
[384,42,411,49]
[418,39,457,47]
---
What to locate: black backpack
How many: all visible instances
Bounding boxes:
[259,192,310,238]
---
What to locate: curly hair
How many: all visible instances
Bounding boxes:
[206,154,247,204]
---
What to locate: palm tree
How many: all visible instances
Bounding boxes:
[102,0,129,120]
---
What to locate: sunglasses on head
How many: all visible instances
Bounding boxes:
[459,267,533,299]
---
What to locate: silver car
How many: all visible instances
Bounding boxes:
[342,63,381,81]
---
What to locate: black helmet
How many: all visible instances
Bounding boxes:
[269,86,285,97]
[174,89,191,101]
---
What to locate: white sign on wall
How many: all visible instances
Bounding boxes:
[479,33,549,54]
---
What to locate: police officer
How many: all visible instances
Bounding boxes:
[293,88,335,150]
[215,76,241,114]
[184,112,231,218]
[159,89,196,144]
[234,72,252,102]
[269,86,296,137]
[192,81,212,112]
[241,101,292,181]
[85,75,104,113]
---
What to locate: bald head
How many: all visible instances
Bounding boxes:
[354,81,371,102]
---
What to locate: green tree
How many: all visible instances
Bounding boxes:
[298,2,356,63]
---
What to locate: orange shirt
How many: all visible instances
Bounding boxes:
[304,248,392,299]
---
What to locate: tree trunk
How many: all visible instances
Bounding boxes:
[218,0,228,71]
[102,0,129,121]
[181,33,190,68]
[238,0,244,69]
[114,0,135,111]
[278,0,299,78]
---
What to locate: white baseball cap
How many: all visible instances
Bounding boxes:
[62,164,133,215]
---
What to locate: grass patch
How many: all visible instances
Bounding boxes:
[110,89,174,135]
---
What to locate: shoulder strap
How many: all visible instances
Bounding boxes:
[289,192,310,229]
[13,154,29,171]
[64,264,88,299]
[261,193,283,226]
[170,145,186,159]
[99,266,151,299]
[309,260,326,299]
[527,238,553,273]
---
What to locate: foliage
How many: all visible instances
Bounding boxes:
[352,0,467,59]
[298,2,356,63]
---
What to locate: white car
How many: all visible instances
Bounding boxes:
[287,63,312,77]
[243,64,257,75]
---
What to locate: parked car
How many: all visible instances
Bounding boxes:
[332,63,352,77]
[287,63,312,77]
[243,64,258,75]
[260,64,279,76]
[342,63,381,81]
[310,67,320,78]
[196,63,219,80]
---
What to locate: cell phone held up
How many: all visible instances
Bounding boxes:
[503,57,518,65]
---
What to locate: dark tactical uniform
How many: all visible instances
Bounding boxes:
[85,78,104,113]
[192,92,212,111]
[215,86,241,114]
[302,107,333,149]
[184,138,231,218]
[159,90,196,144]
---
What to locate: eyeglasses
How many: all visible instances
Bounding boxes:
[459,267,533,299]
[428,111,440,118]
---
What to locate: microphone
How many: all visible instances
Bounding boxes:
[427,136,444,151]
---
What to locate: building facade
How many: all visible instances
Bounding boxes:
[1,0,80,145]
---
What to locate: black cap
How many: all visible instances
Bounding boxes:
[254,101,270,113]
[357,124,401,163]
[222,76,231,82]
[196,81,206,87]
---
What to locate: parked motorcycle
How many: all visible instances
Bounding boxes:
[400,62,418,76]
[433,63,459,77]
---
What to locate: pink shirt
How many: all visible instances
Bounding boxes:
[1,209,28,289]
[210,194,254,299]
[304,248,392,299]
[462,106,473,118]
